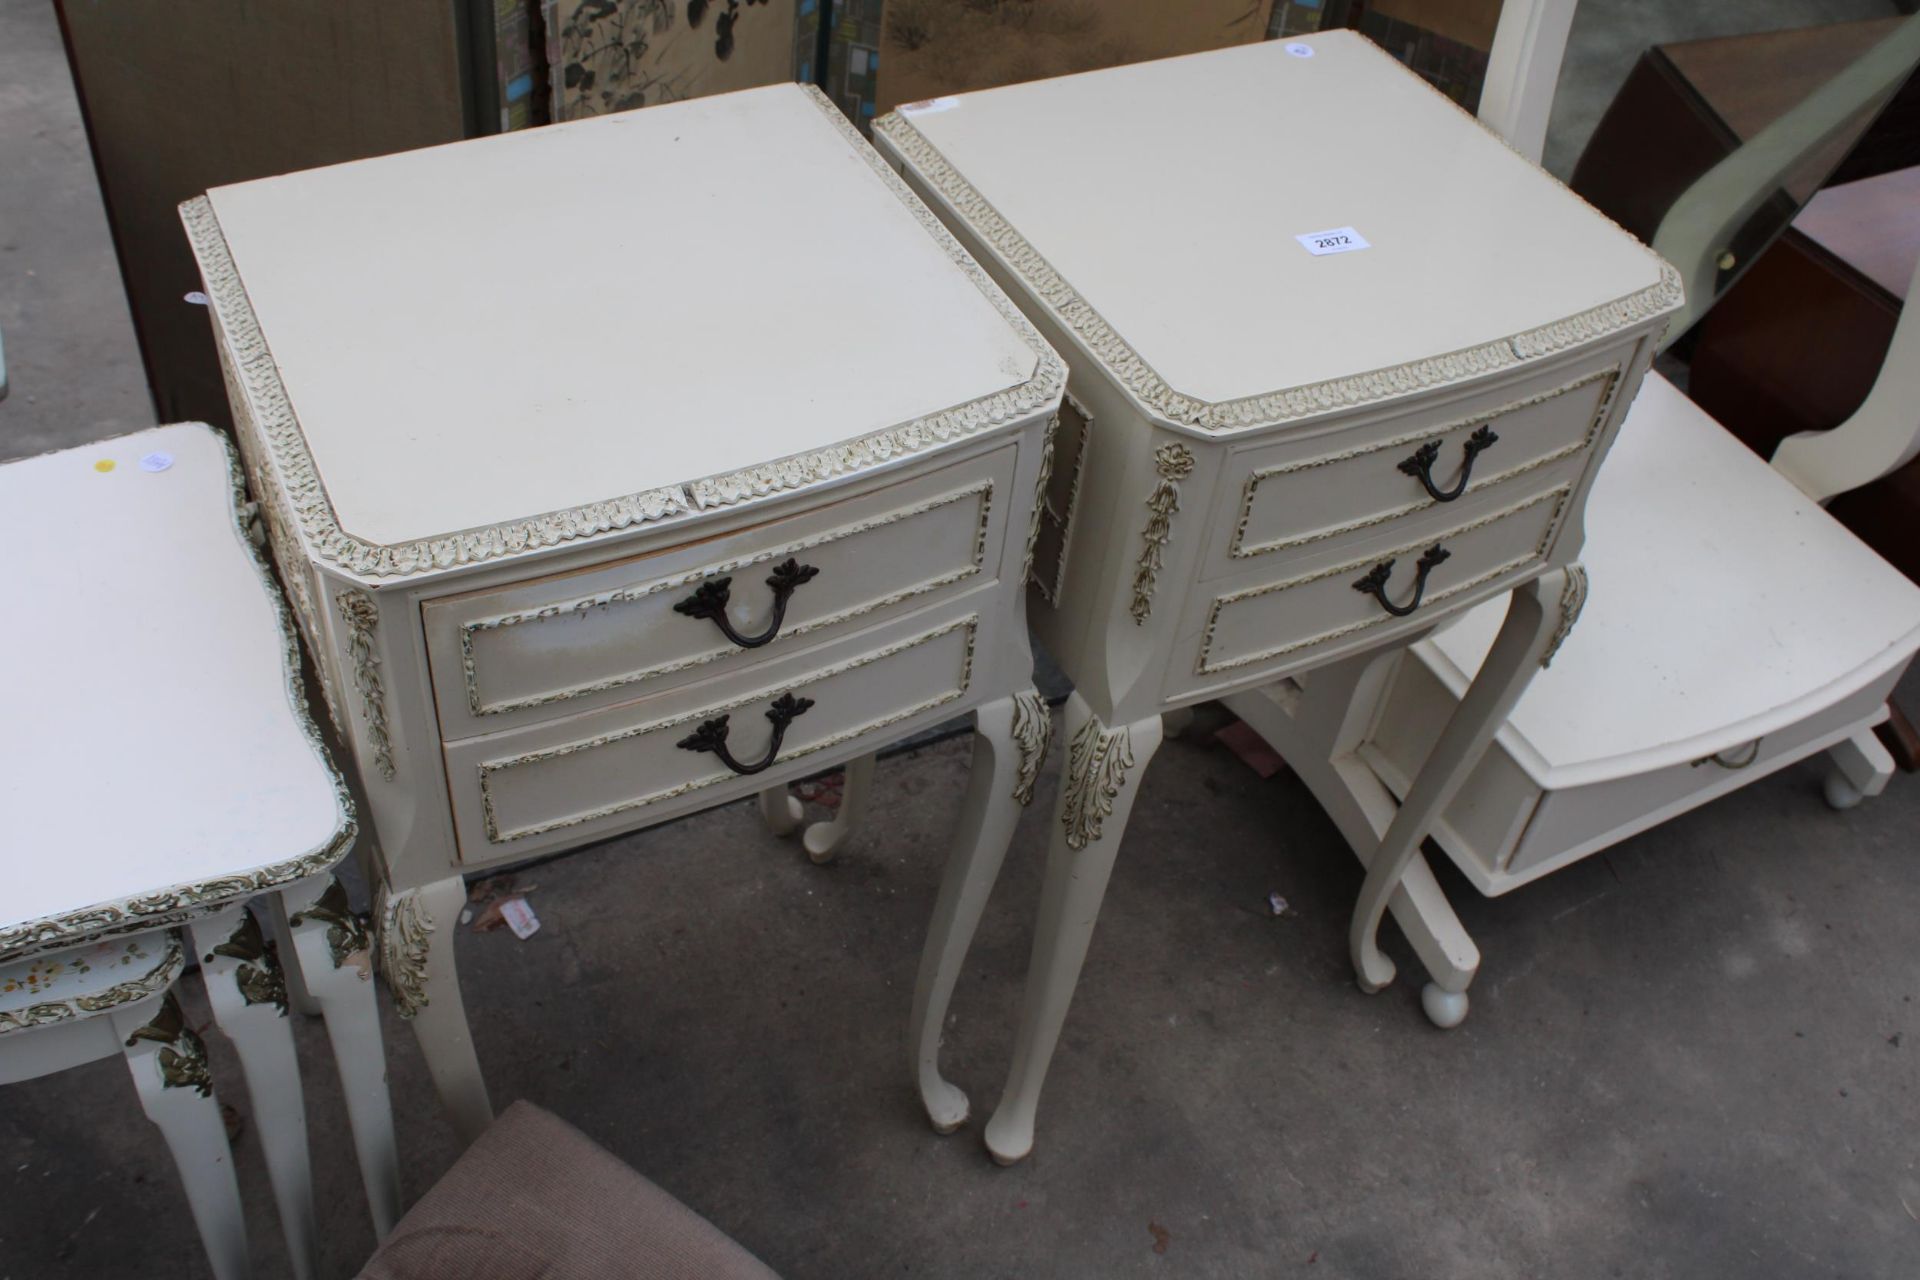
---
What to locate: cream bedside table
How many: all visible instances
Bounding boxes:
[182,83,1064,1144]
[874,31,1683,1162]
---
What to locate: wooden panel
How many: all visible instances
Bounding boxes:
[57,0,469,425]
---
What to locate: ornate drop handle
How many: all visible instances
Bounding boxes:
[673,558,819,649]
[1352,544,1451,618]
[675,692,815,776]
[1399,425,1499,502]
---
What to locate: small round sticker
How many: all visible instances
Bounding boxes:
[139,452,174,473]
[184,291,209,306]
[1285,43,1314,57]
[93,459,116,474]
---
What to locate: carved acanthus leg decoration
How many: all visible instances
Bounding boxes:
[1061,717,1135,850]
[205,911,288,1014]
[1009,690,1053,807]
[126,991,214,1097]
[1020,414,1058,588]
[337,589,397,781]
[1129,443,1195,624]
[377,888,433,1019]
[1540,563,1588,669]
[291,876,373,974]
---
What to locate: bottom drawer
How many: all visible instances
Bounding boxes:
[446,613,978,858]
[1192,484,1570,681]
[1361,650,1899,895]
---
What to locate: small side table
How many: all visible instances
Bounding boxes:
[183,83,1063,1144]
[875,32,1682,1161]
[0,423,399,1273]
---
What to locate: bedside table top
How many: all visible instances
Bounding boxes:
[875,32,1681,434]
[188,84,1058,576]
[0,424,354,959]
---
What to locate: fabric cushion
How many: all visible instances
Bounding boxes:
[357,1101,778,1280]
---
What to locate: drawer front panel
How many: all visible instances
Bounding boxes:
[448,614,977,856]
[1223,361,1621,569]
[1195,483,1570,679]
[424,446,1012,736]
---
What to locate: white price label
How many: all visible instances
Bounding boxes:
[498,896,540,940]
[1295,226,1370,256]
[139,452,174,473]
[899,96,960,116]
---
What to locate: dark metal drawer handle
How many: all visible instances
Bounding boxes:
[1399,425,1499,502]
[673,558,819,649]
[675,692,815,776]
[1352,544,1451,617]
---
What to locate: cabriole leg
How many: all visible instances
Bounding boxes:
[380,876,492,1145]
[910,691,1046,1134]
[190,906,316,1279]
[802,751,877,864]
[757,785,804,836]
[280,877,402,1236]
[1349,570,1567,999]
[984,694,1164,1166]
[111,990,250,1280]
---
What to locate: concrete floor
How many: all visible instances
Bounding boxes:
[4,2,1918,1276]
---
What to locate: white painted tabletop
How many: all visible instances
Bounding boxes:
[204,83,1038,548]
[1428,374,1920,782]
[886,32,1668,404]
[0,425,351,942]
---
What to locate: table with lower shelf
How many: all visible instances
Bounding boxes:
[874,31,1684,1162]
[184,83,1065,1144]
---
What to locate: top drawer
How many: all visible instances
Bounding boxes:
[1215,354,1624,575]
[423,444,1017,738]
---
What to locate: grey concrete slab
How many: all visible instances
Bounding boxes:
[0,0,153,461]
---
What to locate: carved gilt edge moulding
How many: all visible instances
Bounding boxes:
[0,936,187,1035]
[1540,562,1590,669]
[0,429,357,964]
[1061,717,1135,851]
[375,886,433,1019]
[1009,689,1053,807]
[179,85,1064,582]
[872,110,1681,437]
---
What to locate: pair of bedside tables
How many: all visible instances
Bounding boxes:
[184,32,1679,1162]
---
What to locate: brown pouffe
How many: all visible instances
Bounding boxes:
[357,1101,779,1280]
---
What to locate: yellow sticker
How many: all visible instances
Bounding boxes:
[93,459,116,473]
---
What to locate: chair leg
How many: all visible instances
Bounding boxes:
[279,878,403,1238]
[191,907,317,1279]
[111,990,250,1280]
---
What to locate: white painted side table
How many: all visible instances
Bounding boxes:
[874,32,1684,1162]
[0,423,399,1275]
[183,84,1064,1145]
